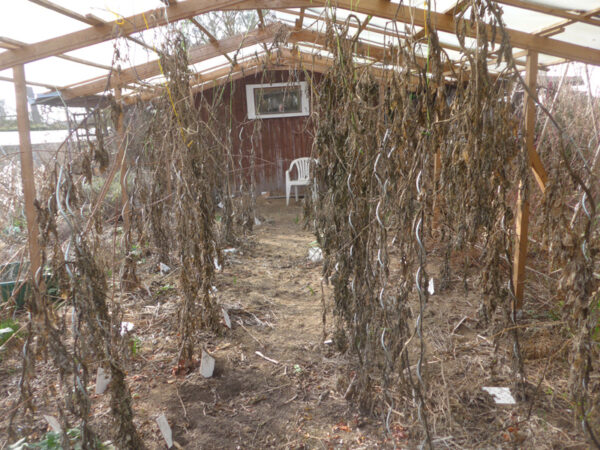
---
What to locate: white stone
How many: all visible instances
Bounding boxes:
[200,350,215,378]
[159,262,171,275]
[120,321,134,336]
[428,278,435,295]
[156,413,173,448]
[43,415,62,433]
[308,247,323,263]
[96,367,111,394]
[222,308,231,329]
[482,387,516,405]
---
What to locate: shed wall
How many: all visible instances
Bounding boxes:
[198,71,317,194]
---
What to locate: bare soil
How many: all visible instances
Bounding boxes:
[0,198,590,449]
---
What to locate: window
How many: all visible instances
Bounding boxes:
[246,81,310,119]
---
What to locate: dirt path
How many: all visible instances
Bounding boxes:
[136,199,383,449]
[0,197,585,448]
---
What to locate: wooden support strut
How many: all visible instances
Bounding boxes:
[13,64,43,292]
[512,51,538,309]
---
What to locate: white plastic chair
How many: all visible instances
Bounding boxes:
[285,157,314,205]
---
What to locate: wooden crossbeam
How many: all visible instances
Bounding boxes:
[28,0,104,26]
[257,9,266,28]
[0,75,58,90]
[290,27,448,71]
[255,9,272,57]
[190,18,219,43]
[27,0,157,53]
[189,17,235,64]
[280,8,409,39]
[0,36,112,71]
[533,7,600,38]
[493,0,600,27]
[356,15,372,37]
[413,0,470,40]
[295,8,305,29]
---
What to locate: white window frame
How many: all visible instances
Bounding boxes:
[246,81,310,119]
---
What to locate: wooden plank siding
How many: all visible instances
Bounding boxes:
[197,71,318,194]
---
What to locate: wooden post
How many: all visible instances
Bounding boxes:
[13,64,42,287]
[512,51,538,309]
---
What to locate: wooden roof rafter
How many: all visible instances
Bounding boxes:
[493,0,600,27]
[0,75,59,90]
[189,17,236,64]
[0,36,112,71]
[413,0,471,41]
[278,6,541,71]
[27,0,159,55]
[533,7,600,38]
[1,0,600,72]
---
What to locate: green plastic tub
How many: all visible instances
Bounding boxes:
[0,262,31,308]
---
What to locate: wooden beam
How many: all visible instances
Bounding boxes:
[189,18,218,43]
[0,75,59,90]
[189,17,235,64]
[12,64,43,294]
[290,28,449,71]
[493,0,600,27]
[257,9,266,28]
[276,2,595,68]
[512,51,538,309]
[413,0,470,40]
[28,0,104,26]
[58,24,281,99]
[125,35,159,54]
[356,15,372,37]
[269,0,600,66]
[280,7,409,39]
[533,7,600,38]
[0,36,112,71]
[4,0,600,70]
[295,8,305,30]
[28,0,163,55]
[0,0,264,70]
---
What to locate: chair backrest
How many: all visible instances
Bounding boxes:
[289,157,313,181]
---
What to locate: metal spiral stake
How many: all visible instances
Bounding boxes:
[414,169,433,449]
[376,130,395,435]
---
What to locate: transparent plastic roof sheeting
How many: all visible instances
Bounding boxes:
[0,0,599,104]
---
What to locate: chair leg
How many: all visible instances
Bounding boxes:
[286,182,290,206]
[295,186,299,202]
